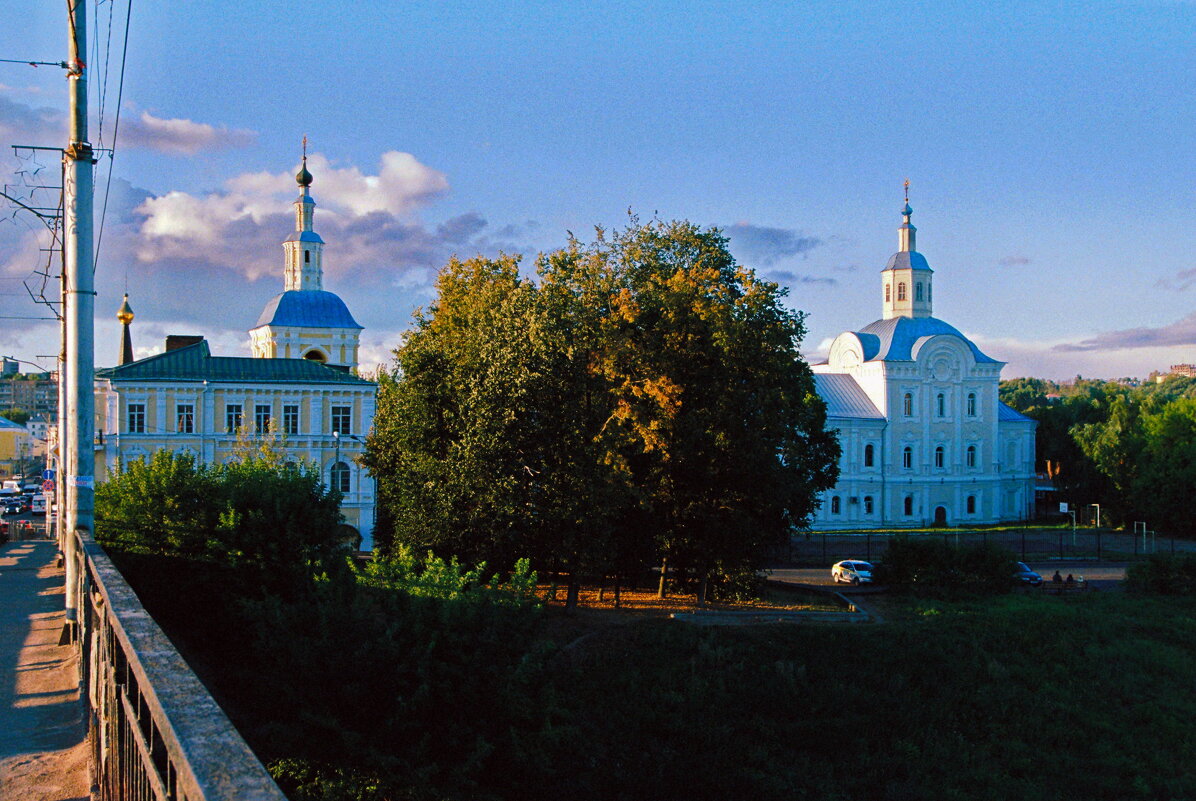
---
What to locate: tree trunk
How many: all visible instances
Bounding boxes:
[614,574,622,609]
[657,556,669,599]
[565,573,580,613]
[697,574,709,608]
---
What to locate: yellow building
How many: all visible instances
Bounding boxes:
[94,155,378,547]
[0,416,33,478]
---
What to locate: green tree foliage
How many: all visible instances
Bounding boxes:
[875,535,1018,596]
[95,450,344,582]
[365,219,840,597]
[1,407,30,426]
[1126,553,1196,594]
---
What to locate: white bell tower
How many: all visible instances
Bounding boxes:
[881,180,934,320]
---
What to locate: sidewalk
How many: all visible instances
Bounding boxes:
[0,539,89,801]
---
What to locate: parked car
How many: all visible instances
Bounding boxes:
[832,560,874,585]
[1014,562,1043,586]
[3,500,22,515]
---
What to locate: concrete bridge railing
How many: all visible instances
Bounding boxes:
[71,531,287,801]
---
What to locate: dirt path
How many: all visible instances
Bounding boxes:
[0,540,89,801]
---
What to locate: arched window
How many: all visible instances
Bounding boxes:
[936,393,945,417]
[967,392,976,416]
[897,282,907,301]
[330,461,351,494]
[864,443,875,467]
[904,495,914,516]
[935,445,945,468]
[903,392,913,416]
[916,282,923,301]
[831,496,841,514]
[902,446,912,469]
[966,444,977,468]
[885,283,891,302]
[967,495,977,514]
[303,349,327,363]
[864,496,874,515]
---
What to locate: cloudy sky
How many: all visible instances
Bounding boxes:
[1,0,1194,379]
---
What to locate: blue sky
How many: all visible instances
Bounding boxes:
[1,0,1194,378]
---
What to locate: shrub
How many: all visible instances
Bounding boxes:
[875,535,1018,596]
[1125,553,1196,594]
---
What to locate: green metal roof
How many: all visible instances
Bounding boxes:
[96,341,373,386]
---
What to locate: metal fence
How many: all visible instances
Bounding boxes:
[784,527,1191,568]
[71,531,287,801]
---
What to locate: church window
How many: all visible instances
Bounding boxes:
[966,444,977,468]
[904,495,914,516]
[303,350,327,364]
[831,495,841,514]
[255,404,272,434]
[936,393,945,417]
[127,403,146,434]
[916,282,923,301]
[283,404,300,436]
[304,250,311,264]
[864,496,874,515]
[903,392,913,416]
[902,446,912,469]
[225,404,243,434]
[897,282,907,301]
[331,461,351,494]
[864,443,874,467]
[967,392,976,416]
[935,445,945,468]
[177,403,194,434]
[967,495,977,514]
[885,284,891,302]
[331,405,352,435]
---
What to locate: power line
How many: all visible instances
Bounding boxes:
[0,58,68,68]
[94,0,131,276]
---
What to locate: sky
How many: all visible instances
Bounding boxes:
[0,0,1194,380]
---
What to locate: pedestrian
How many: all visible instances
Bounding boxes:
[1052,570,1063,584]
[1065,573,1075,587]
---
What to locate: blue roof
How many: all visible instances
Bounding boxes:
[856,316,999,364]
[814,374,884,420]
[253,290,362,330]
[998,402,1035,423]
[284,231,324,244]
[882,251,932,272]
[0,416,27,431]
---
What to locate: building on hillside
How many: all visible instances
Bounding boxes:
[94,154,378,548]
[809,193,1037,529]
[0,374,57,420]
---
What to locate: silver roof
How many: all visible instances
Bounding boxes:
[814,374,884,420]
[998,402,1035,423]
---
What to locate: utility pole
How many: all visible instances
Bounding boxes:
[62,0,95,640]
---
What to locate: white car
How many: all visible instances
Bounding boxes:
[831,560,874,585]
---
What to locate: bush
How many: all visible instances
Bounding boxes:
[875,535,1018,596]
[1125,553,1196,594]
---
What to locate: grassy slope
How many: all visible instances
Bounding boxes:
[110,550,1196,801]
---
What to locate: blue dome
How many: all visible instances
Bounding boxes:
[857,316,998,363]
[253,290,362,330]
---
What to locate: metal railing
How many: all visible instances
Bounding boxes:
[71,531,287,800]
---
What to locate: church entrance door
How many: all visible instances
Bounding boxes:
[933,506,948,527]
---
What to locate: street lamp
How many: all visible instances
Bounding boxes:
[332,430,340,492]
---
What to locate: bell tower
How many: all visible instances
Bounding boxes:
[881,180,934,320]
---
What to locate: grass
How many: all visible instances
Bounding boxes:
[108,548,1196,801]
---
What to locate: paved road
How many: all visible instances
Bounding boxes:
[769,561,1128,589]
[0,540,88,801]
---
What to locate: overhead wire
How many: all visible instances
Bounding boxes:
[94,0,131,278]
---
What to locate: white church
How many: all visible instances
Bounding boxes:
[808,194,1037,529]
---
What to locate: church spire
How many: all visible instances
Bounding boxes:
[283,137,325,292]
[898,178,916,252]
[116,293,134,365]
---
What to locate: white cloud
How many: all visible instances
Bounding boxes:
[121,111,257,155]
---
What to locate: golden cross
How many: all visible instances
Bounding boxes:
[903,178,910,203]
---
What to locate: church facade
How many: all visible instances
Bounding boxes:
[808,197,1036,529]
[94,155,378,548]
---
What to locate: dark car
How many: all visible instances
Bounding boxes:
[3,500,22,515]
[1014,562,1043,586]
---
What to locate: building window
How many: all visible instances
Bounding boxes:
[127,403,146,434]
[331,405,351,435]
[936,393,946,417]
[966,444,977,468]
[864,443,874,467]
[831,495,841,514]
[903,392,913,416]
[935,445,945,468]
[967,392,976,416]
[967,495,977,514]
[885,283,891,302]
[904,495,914,516]
[864,496,874,515]
[304,250,311,264]
[226,404,243,434]
[916,282,923,301]
[177,403,194,434]
[283,404,300,436]
[897,282,907,301]
[902,446,912,469]
[255,404,272,434]
[331,461,351,494]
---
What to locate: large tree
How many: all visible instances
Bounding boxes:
[365,219,840,600]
